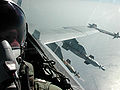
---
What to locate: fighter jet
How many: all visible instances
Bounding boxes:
[62,39,105,71]
[88,23,120,39]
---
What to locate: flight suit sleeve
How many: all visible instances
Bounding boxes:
[34,78,62,90]
[24,61,34,77]
[24,61,34,90]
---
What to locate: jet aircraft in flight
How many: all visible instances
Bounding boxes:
[88,23,120,39]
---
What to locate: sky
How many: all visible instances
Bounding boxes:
[16,0,120,90]
[82,0,120,3]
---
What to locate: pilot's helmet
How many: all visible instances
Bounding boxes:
[0,0,27,49]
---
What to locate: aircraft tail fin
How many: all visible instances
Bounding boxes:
[32,30,40,40]
[99,65,105,71]
[113,32,119,39]
[88,23,97,28]
[17,0,22,6]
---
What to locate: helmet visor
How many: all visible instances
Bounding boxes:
[0,1,26,49]
[0,29,20,48]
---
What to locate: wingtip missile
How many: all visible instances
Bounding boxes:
[63,59,82,78]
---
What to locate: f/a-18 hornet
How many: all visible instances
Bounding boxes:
[88,23,120,39]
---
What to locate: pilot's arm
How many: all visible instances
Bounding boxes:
[19,60,34,90]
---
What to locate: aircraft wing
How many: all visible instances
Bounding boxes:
[40,26,98,44]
